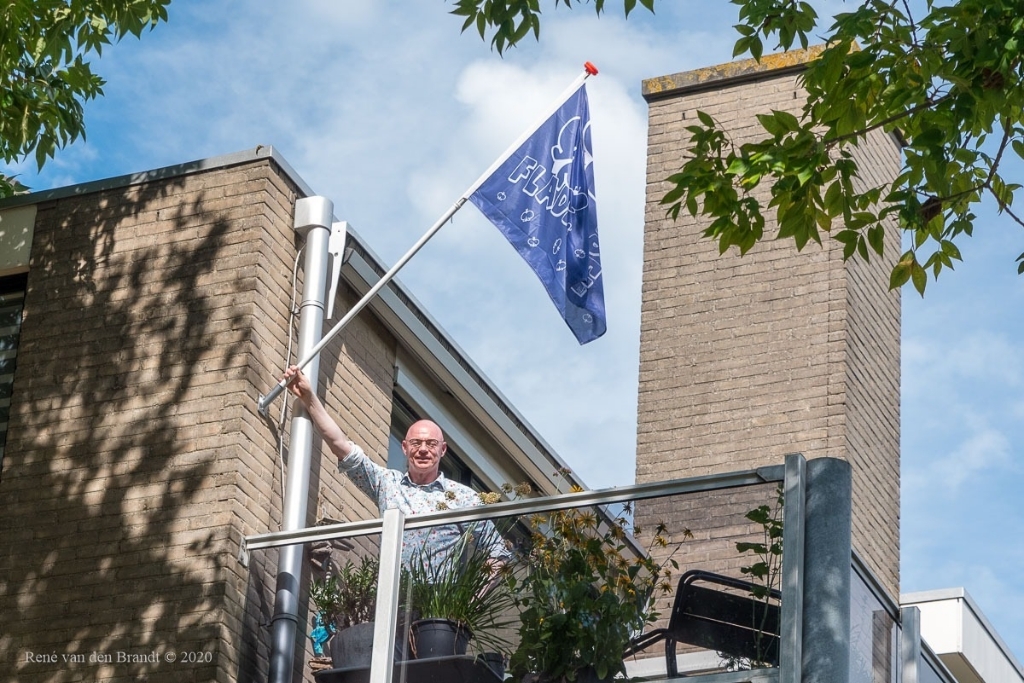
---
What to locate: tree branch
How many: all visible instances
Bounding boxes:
[998,202,1024,229]
[985,124,1024,229]
[823,92,954,148]
[900,0,921,48]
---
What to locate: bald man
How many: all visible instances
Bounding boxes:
[283,365,508,569]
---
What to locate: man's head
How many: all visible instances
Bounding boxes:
[402,420,447,485]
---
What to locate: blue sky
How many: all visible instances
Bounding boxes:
[6,0,1022,664]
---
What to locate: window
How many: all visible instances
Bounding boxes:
[0,273,27,474]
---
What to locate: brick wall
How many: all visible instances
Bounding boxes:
[636,52,901,597]
[0,159,396,683]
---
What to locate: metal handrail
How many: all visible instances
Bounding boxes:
[240,464,784,559]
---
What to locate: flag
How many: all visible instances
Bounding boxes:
[469,85,606,344]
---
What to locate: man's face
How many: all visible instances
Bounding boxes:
[402,420,447,481]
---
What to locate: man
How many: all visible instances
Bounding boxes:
[282,365,508,569]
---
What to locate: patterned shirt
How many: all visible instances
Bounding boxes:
[339,445,509,569]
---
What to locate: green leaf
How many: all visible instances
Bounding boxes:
[853,233,867,260]
[867,225,885,255]
[1012,139,1024,161]
[726,158,749,176]
[941,240,962,262]
[757,113,786,137]
[822,180,842,214]
[911,260,927,296]
[889,256,913,290]
[773,110,800,133]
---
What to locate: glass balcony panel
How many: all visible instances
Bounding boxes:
[850,563,899,683]
[921,654,954,683]
[633,482,784,678]
[238,470,791,683]
[380,479,785,683]
[919,645,959,683]
[304,532,385,673]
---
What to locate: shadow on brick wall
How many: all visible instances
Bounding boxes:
[0,176,264,683]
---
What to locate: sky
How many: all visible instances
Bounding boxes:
[6,0,1023,666]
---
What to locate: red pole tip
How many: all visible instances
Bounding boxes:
[584,62,599,76]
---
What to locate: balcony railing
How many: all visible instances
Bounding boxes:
[241,454,953,683]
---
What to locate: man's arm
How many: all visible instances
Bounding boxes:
[282,365,354,461]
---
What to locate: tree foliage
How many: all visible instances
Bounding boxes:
[450,0,655,55]
[0,0,170,197]
[451,0,1024,293]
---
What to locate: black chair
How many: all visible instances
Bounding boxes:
[624,569,782,677]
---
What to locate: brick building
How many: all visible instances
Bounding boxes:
[635,50,902,599]
[0,149,577,683]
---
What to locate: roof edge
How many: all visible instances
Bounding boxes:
[0,146,310,211]
[903,587,1024,678]
[642,45,825,102]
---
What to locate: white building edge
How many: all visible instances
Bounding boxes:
[903,588,1024,683]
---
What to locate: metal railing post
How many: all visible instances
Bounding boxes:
[801,457,852,683]
[370,508,405,683]
[779,453,806,683]
[901,606,922,683]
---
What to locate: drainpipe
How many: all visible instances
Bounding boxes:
[268,196,334,683]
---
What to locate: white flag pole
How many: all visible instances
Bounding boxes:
[257,63,599,416]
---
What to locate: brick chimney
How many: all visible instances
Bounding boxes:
[636,49,902,596]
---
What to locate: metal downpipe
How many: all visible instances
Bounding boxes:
[268,197,334,683]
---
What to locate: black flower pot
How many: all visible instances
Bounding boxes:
[330,623,376,668]
[330,622,410,667]
[522,667,614,683]
[477,652,505,679]
[574,666,614,683]
[410,618,471,658]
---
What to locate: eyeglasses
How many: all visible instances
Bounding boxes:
[405,438,441,450]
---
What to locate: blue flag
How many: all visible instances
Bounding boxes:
[469,85,605,344]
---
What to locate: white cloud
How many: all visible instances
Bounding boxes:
[904,330,1022,393]
[930,426,1013,490]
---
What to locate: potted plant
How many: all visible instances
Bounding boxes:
[310,555,381,668]
[404,528,516,661]
[508,501,687,683]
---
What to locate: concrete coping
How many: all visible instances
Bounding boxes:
[642,45,825,102]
